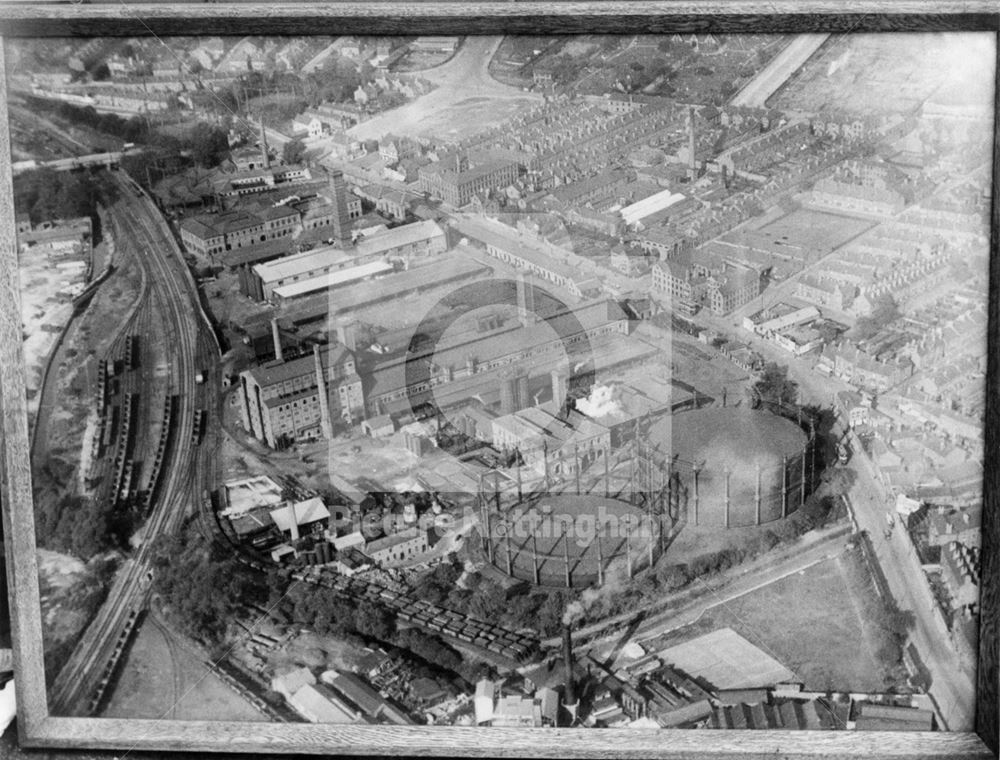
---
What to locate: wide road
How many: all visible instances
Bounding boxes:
[49,172,221,716]
[730,34,830,108]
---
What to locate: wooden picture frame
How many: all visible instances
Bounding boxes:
[0,2,997,757]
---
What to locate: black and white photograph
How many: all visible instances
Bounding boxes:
[0,5,997,758]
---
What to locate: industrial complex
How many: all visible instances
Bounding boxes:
[8,29,989,737]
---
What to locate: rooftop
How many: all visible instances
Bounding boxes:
[272,260,395,301]
[270,497,330,532]
[245,342,353,389]
[363,526,424,555]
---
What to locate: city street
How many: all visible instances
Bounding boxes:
[693,301,975,729]
[843,444,975,730]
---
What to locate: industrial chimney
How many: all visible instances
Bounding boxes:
[327,169,353,248]
[562,625,578,723]
[551,369,568,409]
[313,345,333,439]
[271,318,284,363]
[687,105,697,182]
[259,120,270,170]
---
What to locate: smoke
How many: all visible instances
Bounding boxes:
[561,557,631,626]
[575,384,622,420]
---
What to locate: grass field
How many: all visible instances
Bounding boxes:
[642,547,902,692]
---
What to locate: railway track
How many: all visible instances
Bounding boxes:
[289,568,540,665]
[50,171,220,716]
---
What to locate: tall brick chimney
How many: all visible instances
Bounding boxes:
[313,345,333,439]
[562,625,578,721]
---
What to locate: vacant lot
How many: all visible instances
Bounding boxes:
[102,614,264,722]
[755,209,874,254]
[643,548,901,692]
[773,33,992,116]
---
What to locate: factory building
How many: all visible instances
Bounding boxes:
[491,403,612,479]
[418,152,521,207]
[239,341,365,448]
[248,219,446,302]
[180,168,360,265]
[651,253,762,316]
[179,205,300,259]
[364,292,645,418]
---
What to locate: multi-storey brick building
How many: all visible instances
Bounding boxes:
[239,343,365,448]
[179,205,301,259]
[418,153,521,207]
[651,253,761,315]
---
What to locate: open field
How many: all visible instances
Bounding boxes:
[349,37,541,142]
[640,548,901,692]
[755,208,875,253]
[773,33,993,116]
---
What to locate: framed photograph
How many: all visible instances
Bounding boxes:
[0,3,996,757]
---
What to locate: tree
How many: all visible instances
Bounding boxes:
[282,138,306,165]
[536,591,568,636]
[854,293,901,340]
[355,600,395,640]
[188,122,230,167]
[754,362,798,407]
[467,579,506,621]
[151,526,268,645]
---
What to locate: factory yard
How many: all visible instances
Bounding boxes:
[9,27,988,736]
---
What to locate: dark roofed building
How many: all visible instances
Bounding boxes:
[363,298,632,417]
[418,152,521,207]
[180,204,300,261]
[238,343,365,448]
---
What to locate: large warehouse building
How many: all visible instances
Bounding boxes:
[362,295,654,418]
[247,219,447,302]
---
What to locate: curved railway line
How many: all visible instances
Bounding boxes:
[50,170,220,716]
[145,612,186,720]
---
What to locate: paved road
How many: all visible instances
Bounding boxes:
[843,442,975,730]
[678,307,975,728]
[730,34,830,108]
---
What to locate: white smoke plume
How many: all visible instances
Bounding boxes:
[575,384,622,420]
